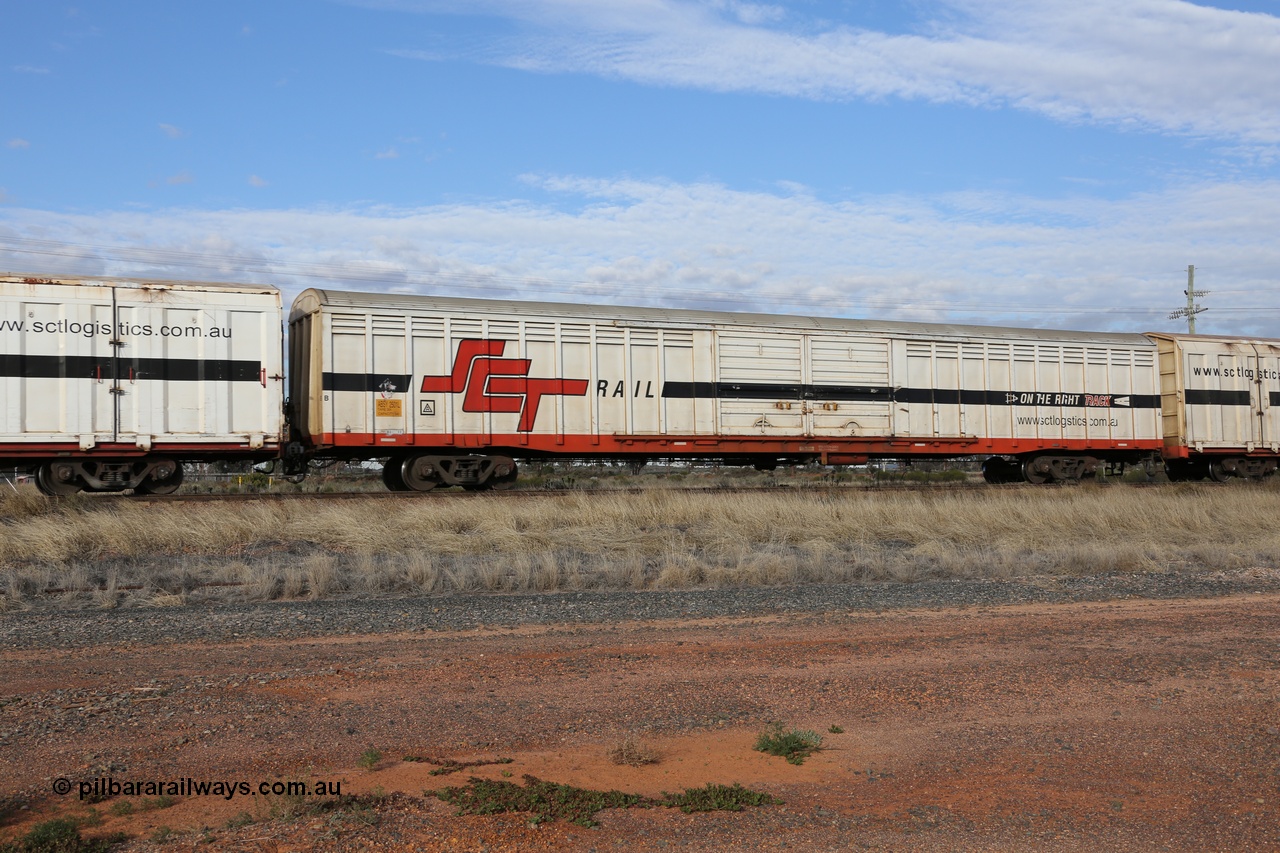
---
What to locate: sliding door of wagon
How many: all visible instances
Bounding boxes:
[1,280,116,444]
[120,289,282,447]
[1180,340,1260,450]
[715,333,804,436]
[891,340,962,438]
[807,337,891,437]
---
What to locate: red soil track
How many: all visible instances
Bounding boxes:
[2,593,1278,851]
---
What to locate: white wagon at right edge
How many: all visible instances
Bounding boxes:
[1151,333,1280,481]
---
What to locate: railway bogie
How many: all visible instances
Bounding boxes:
[29,456,186,495]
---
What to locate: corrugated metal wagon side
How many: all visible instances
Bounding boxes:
[1150,332,1280,481]
[291,288,1166,490]
[1,274,286,494]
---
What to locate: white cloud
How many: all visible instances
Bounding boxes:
[383,0,1280,144]
[8,139,30,149]
[375,147,400,159]
[13,65,50,74]
[165,171,194,185]
[1,174,1277,336]
[248,175,269,187]
[159,123,187,139]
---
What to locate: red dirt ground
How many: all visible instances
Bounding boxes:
[3,593,1279,851]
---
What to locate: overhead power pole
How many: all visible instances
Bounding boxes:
[1168,264,1208,334]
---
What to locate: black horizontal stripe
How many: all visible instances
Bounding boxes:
[663,381,887,402]
[322,372,414,393]
[810,384,892,401]
[129,358,262,383]
[0,354,262,382]
[663,381,1161,409]
[1185,389,1251,406]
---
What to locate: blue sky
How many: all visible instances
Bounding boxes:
[3,0,1280,335]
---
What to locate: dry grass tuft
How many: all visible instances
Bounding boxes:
[3,480,1280,607]
[607,736,662,767]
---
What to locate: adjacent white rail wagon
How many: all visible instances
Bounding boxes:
[1,274,286,494]
[1151,333,1280,480]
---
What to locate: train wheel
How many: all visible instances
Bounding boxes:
[37,463,83,496]
[135,461,185,495]
[981,458,1005,484]
[32,472,55,496]
[1207,460,1233,482]
[490,460,519,491]
[400,455,440,492]
[1021,457,1051,485]
[381,458,410,492]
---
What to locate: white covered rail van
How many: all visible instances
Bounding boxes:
[288,289,1164,490]
[0,274,286,494]
[1150,332,1280,480]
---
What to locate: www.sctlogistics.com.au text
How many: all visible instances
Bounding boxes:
[56,777,343,801]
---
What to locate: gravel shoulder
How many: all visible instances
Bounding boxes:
[5,567,1280,649]
[3,571,1280,851]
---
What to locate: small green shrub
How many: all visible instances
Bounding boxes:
[432,775,644,827]
[659,783,780,813]
[402,755,513,776]
[430,775,779,828]
[137,796,175,812]
[0,818,123,852]
[754,722,823,765]
[357,749,382,771]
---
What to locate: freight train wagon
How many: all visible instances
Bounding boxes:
[1150,333,1280,481]
[0,274,286,494]
[289,289,1167,490]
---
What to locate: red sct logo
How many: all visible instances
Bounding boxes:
[420,340,589,432]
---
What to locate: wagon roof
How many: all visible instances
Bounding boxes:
[292,287,1155,346]
[1,272,279,296]
[1144,331,1280,346]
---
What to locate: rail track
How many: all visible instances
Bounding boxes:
[81,477,1172,505]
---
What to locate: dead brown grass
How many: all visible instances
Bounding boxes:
[2,480,1279,607]
[608,735,662,767]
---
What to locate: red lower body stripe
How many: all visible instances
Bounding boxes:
[312,432,1168,461]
